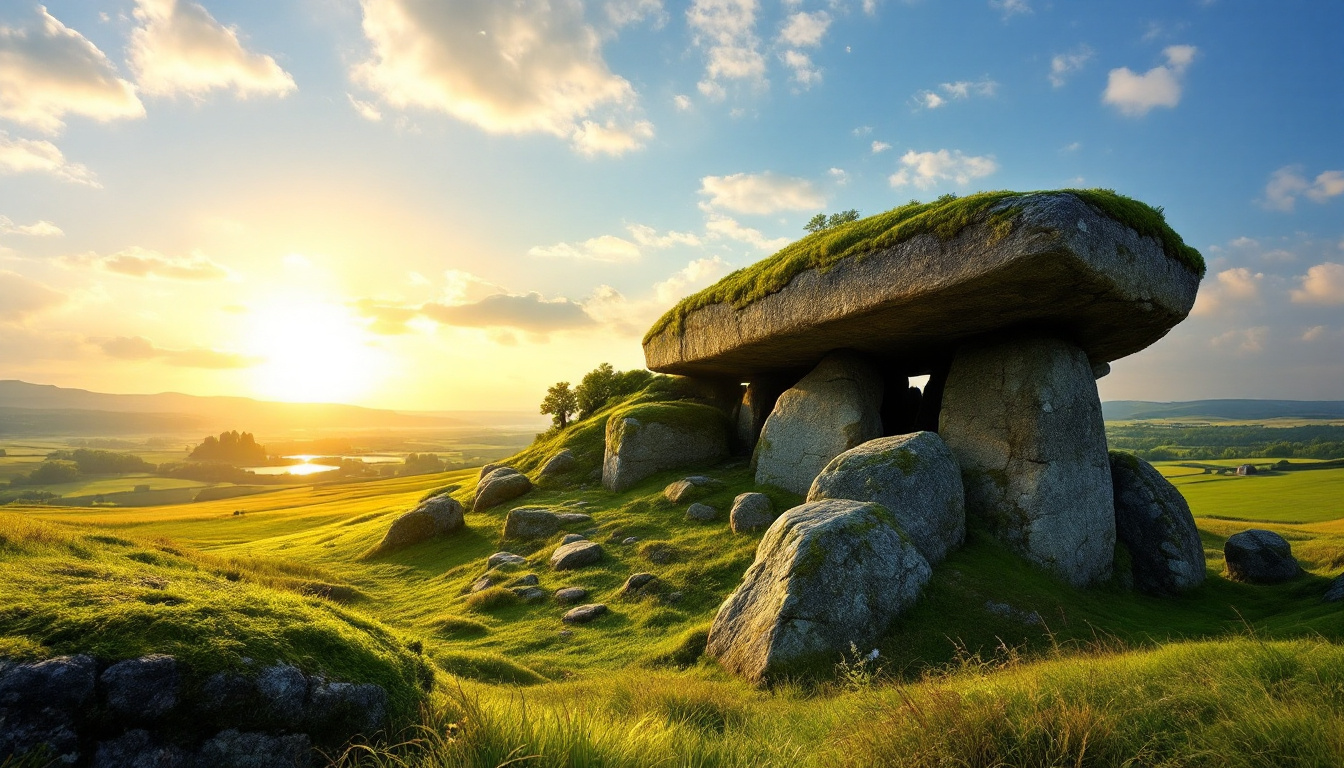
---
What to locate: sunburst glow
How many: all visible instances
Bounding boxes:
[245,297,385,404]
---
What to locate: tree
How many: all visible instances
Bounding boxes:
[540,381,578,429]
[804,209,860,234]
[575,363,617,419]
[804,213,829,233]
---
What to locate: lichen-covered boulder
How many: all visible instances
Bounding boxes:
[664,475,721,503]
[685,502,718,522]
[754,351,884,495]
[730,492,774,533]
[550,540,603,570]
[940,335,1115,586]
[377,495,465,551]
[474,467,533,511]
[807,432,965,566]
[706,499,931,683]
[538,449,578,479]
[1109,451,1206,595]
[1224,529,1301,584]
[503,507,561,540]
[602,403,729,492]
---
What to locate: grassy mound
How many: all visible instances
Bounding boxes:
[646,189,1205,341]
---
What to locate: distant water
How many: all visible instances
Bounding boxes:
[243,454,401,476]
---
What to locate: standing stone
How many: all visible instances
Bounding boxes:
[377,495,465,551]
[1109,451,1206,595]
[602,403,729,492]
[474,468,533,511]
[729,493,774,533]
[807,432,965,566]
[754,351,884,495]
[503,507,561,540]
[735,375,794,454]
[940,336,1115,586]
[1224,529,1301,584]
[706,499,931,683]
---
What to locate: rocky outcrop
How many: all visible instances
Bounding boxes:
[807,432,965,566]
[550,540,603,570]
[602,403,729,492]
[1109,452,1206,595]
[706,499,931,683]
[940,335,1115,586]
[729,492,774,533]
[643,192,1201,379]
[1224,529,1301,584]
[754,352,884,495]
[474,468,533,511]
[503,507,561,540]
[376,495,465,551]
[0,655,387,767]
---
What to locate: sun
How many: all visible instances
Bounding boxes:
[245,296,385,404]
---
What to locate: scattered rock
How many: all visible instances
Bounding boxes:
[556,512,593,524]
[550,540,603,571]
[685,502,718,522]
[560,533,587,545]
[641,542,679,564]
[940,335,1115,587]
[94,729,188,768]
[554,587,588,604]
[706,499,932,683]
[601,403,730,492]
[663,476,722,504]
[102,655,179,721]
[377,495,466,551]
[1325,574,1344,603]
[477,463,505,481]
[1109,451,1206,595]
[470,575,501,593]
[562,604,608,624]
[754,351,885,495]
[503,507,560,540]
[1224,529,1301,584]
[621,536,639,546]
[539,449,578,478]
[509,574,539,587]
[512,586,548,603]
[474,468,533,512]
[622,572,658,596]
[729,492,774,534]
[195,729,311,768]
[807,431,965,566]
[487,552,528,569]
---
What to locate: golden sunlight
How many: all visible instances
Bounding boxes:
[245,296,386,403]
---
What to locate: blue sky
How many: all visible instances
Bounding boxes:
[0,0,1341,410]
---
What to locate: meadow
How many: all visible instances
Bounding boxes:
[2,417,1342,766]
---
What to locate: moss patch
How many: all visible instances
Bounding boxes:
[646,189,1204,341]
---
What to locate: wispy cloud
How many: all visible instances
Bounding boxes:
[689,0,766,99]
[529,235,643,263]
[95,335,260,368]
[0,270,66,322]
[1049,46,1093,87]
[67,246,232,281]
[0,216,62,237]
[705,212,789,251]
[0,131,99,186]
[1261,166,1344,212]
[989,0,1031,20]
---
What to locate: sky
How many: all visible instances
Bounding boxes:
[0,0,1341,411]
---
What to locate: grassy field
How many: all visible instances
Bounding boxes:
[3,415,1342,766]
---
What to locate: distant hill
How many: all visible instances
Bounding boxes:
[0,380,475,436]
[1103,399,1344,421]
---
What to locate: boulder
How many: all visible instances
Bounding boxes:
[706,499,932,683]
[1224,529,1301,584]
[1325,574,1344,603]
[306,680,387,736]
[0,654,96,710]
[513,586,548,602]
[255,664,308,727]
[622,572,658,596]
[643,191,1201,379]
[559,533,586,545]
[807,432,965,566]
[94,729,188,768]
[539,450,578,479]
[470,575,501,593]
[940,335,1115,586]
[729,492,774,534]
[550,540,603,571]
[474,468,533,511]
[195,729,311,768]
[487,552,528,569]
[663,476,722,504]
[477,463,505,481]
[503,507,561,540]
[102,655,179,721]
[377,496,465,551]
[556,512,593,524]
[554,587,588,604]
[685,502,718,522]
[562,604,608,624]
[509,574,539,587]
[601,402,730,492]
[754,351,884,495]
[1108,452,1206,595]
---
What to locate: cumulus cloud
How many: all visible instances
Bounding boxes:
[913,78,997,109]
[1103,44,1197,117]
[95,335,259,368]
[1049,46,1093,87]
[529,235,642,263]
[699,171,825,214]
[689,0,766,99]
[1302,325,1327,342]
[0,6,144,134]
[0,216,62,236]
[1261,166,1344,212]
[705,212,789,251]
[352,0,650,156]
[0,130,99,185]
[989,0,1031,19]
[129,0,295,99]
[1290,262,1344,305]
[871,140,891,154]
[780,49,821,87]
[605,0,666,29]
[673,93,692,111]
[776,10,829,86]
[69,246,232,280]
[1190,267,1263,316]
[627,224,701,248]
[0,269,66,322]
[421,292,594,332]
[585,257,730,332]
[888,149,998,189]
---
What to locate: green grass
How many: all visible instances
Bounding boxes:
[646,189,1204,341]
[1161,463,1344,523]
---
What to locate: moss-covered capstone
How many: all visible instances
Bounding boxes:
[643,190,1202,378]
